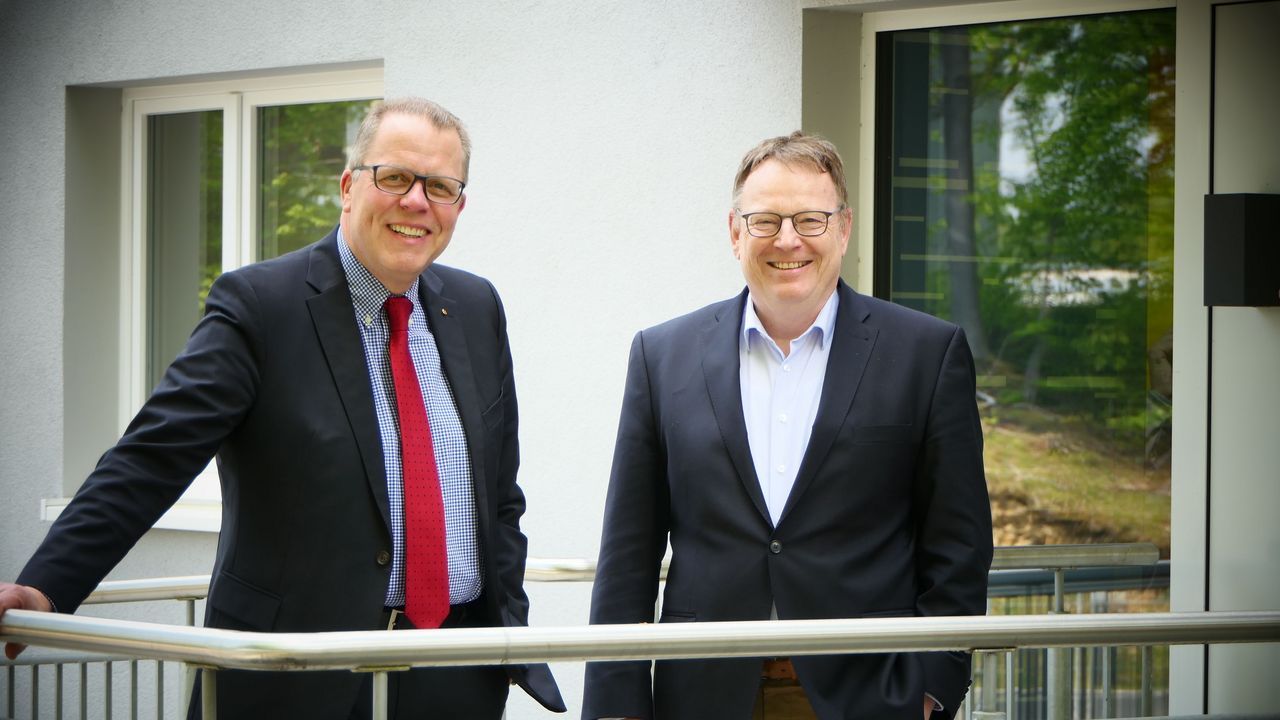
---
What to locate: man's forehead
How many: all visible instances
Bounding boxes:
[741,161,838,197]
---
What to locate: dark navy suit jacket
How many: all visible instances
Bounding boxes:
[19,229,564,717]
[583,281,992,720]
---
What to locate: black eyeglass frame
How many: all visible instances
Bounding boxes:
[736,206,847,238]
[352,164,467,205]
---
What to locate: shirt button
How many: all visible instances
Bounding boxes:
[779,413,789,424]
[783,365,792,373]
[776,464,786,474]
[769,540,783,554]
[375,550,391,567]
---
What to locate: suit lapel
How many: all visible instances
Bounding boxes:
[305,232,392,535]
[701,291,771,525]
[418,272,491,535]
[778,282,877,526]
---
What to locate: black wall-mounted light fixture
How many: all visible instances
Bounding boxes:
[1204,193,1280,307]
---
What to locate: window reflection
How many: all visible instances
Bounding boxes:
[258,100,375,259]
[879,10,1175,554]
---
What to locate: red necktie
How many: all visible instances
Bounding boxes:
[385,296,450,629]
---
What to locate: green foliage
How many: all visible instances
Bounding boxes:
[963,11,1175,423]
[258,100,376,259]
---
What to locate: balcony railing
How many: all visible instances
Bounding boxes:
[5,544,1265,720]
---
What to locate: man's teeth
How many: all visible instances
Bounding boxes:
[771,261,808,270]
[390,224,426,237]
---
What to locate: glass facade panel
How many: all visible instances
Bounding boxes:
[147,110,223,392]
[258,100,375,259]
[878,10,1175,555]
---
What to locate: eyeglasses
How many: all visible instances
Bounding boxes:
[353,164,466,205]
[738,207,844,238]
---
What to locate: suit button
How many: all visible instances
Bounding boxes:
[375,550,391,567]
[769,540,782,554]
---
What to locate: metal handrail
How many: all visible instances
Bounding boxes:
[81,543,1161,604]
[1,609,1275,672]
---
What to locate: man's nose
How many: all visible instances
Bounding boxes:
[773,219,804,247]
[399,179,435,210]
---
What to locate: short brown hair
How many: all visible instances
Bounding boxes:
[732,131,848,208]
[346,97,472,180]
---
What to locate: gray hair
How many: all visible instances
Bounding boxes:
[346,97,472,180]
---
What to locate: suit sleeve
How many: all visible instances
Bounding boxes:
[581,331,671,720]
[480,282,567,713]
[486,282,531,624]
[913,326,994,716]
[16,270,262,613]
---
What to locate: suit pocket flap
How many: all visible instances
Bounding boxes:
[207,570,282,631]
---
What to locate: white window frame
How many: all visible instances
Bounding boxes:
[44,68,382,532]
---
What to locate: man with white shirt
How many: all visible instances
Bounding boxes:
[582,132,992,720]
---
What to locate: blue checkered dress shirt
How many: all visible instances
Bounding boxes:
[337,231,483,607]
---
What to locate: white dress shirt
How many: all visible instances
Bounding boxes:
[739,290,839,527]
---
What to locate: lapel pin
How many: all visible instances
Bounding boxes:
[441,308,449,316]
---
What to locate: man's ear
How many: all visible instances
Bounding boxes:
[339,169,355,212]
[728,209,742,259]
[837,206,853,256]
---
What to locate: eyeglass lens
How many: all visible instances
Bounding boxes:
[372,166,463,203]
[747,212,830,237]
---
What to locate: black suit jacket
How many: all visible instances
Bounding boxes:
[18,229,564,716]
[582,281,992,720]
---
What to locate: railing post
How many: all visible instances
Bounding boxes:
[1046,568,1071,720]
[1100,646,1112,718]
[105,660,113,720]
[6,664,13,719]
[130,659,138,720]
[1140,645,1153,716]
[371,671,389,720]
[183,599,196,714]
[55,663,63,718]
[201,668,216,720]
[1004,649,1015,720]
[80,662,87,720]
[157,660,164,720]
[30,664,38,720]
[982,651,999,715]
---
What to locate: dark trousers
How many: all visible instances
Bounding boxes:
[348,598,509,720]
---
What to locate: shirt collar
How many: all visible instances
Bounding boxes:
[337,227,421,317]
[740,288,840,352]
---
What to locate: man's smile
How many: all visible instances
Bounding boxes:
[389,223,428,238]
[769,260,811,270]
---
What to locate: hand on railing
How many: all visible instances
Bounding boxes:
[0,582,53,659]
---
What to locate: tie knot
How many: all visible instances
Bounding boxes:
[385,296,412,334]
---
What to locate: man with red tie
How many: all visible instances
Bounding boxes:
[0,97,564,719]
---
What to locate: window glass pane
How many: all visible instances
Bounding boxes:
[881,11,1175,555]
[258,100,376,259]
[147,110,223,392]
